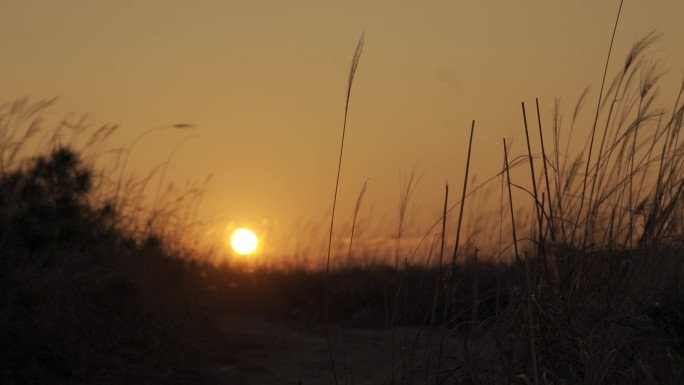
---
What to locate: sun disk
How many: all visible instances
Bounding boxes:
[230,228,259,255]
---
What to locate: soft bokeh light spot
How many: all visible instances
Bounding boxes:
[230,228,259,255]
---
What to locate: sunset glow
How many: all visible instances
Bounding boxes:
[2,2,684,258]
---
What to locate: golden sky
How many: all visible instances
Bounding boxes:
[2,1,683,263]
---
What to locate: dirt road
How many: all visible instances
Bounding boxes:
[210,316,443,385]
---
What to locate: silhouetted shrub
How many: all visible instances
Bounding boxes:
[0,146,103,253]
[0,143,226,383]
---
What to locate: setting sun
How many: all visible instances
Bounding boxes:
[230,228,259,255]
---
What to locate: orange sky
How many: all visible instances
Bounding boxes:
[2,1,683,264]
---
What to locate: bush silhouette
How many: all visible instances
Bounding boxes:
[0,145,225,383]
[0,146,106,252]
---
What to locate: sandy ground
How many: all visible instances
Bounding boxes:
[207,315,451,385]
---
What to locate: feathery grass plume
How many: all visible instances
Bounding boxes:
[0,98,58,174]
[586,31,662,243]
[324,32,364,385]
[638,79,684,248]
[326,31,364,275]
[552,34,683,250]
[548,35,672,250]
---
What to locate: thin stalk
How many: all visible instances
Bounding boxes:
[451,120,476,269]
[325,33,364,385]
[624,79,655,247]
[573,0,623,246]
[496,151,507,313]
[536,98,556,242]
[503,138,521,264]
[522,102,546,269]
[536,99,563,289]
[522,102,543,231]
[444,120,475,325]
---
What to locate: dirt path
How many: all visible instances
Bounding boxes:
[209,315,443,385]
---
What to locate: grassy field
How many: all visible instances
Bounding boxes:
[3,30,684,384]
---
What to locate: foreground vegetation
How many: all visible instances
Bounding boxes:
[0,121,225,382]
[3,31,684,385]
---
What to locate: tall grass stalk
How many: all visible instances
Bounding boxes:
[522,102,543,237]
[535,98,564,286]
[450,121,476,270]
[503,139,521,264]
[536,98,556,243]
[324,32,364,385]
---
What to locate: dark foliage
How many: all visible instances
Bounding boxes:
[0,147,226,384]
